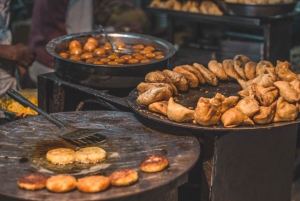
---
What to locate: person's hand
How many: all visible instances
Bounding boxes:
[11,44,35,68]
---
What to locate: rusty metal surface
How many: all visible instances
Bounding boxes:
[127,81,300,131]
[0,111,200,201]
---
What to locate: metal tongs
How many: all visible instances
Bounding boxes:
[99,25,135,54]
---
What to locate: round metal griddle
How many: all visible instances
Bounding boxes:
[127,81,300,131]
[0,111,199,201]
[46,32,176,89]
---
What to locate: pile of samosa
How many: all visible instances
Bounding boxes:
[136,54,300,128]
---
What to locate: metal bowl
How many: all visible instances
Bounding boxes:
[225,1,297,17]
[46,32,176,89]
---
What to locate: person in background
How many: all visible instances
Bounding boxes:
[27,0,94,85]
[0,0,35,97]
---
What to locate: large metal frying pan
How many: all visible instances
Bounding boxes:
[46,32,176,89]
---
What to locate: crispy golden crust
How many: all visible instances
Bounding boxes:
[75,147,106,163]
[140,154,169,173]
[77,175,110,193]
[46,174,77,193]
[18,173,48,190]
[109,169,138,186]
[46,148,75,165]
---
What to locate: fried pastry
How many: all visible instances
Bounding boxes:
[221,108,254,128]
[233,54,251,80]
[75,147,106,163]
[109,169,138,187]
[46,148,75,165]
[18,173,48,191]
[192,62,218,86]
[173,66,199,88]
[193,97,222,126]
[273,97,298,122]
[148,101,168,115]
[182,64,206,84]
[163,69,189,91]
[189,1,199,12]
[173,0,181,10]
[46,174,77,193]
[256,60,275,76]
[137,86,172,106]
[275,60,296,82]
[208,93,239,113]
[237,78,253,90]
[290,79,300,94]
[140,154,169,173]
[145,70,178,95]
[137,82,173,95]
[237,87,252,98]
[252,83,278,106]
[164,0,175,9]
[222,59,240,80]
[77,176,110,193]
[167,97,195,122]
[234,94,260,117]
[181,0,192,11]
[252,68,277,88]
[253,101,277,124]
[273,81,300,103]
[208,60,228,80]
[244,61,257,80]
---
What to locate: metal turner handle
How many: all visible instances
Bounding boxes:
[6,88,67,129]
[99,25,118,51]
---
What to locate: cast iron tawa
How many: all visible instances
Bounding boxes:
[0,111,200,201]
[127,81,300,131]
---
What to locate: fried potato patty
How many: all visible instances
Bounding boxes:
[140,154,169,173]
[77,175,110,193]
[75,147,106,163]
[46,148,75,165]
[109,169,138,186]
[46,174,77,193]
[18,173,48,190]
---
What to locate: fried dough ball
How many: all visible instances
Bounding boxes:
[81,52,93,59]
[69,55,81,62]
[18,174,48,191]
[141,59,150,63]
[140,154,170,173]
[115,41,126,49]
[128,58,139,64]
[75,147,106,163]
[46,148,75,165]
[69,40,81,50]
[59,52,68,58]
[77,176,110,193]
[46,174,77,193]
[84,42,97,52]
[144,46,155,51]
[94,48,105,55]
[70,47,83,55]
[109,169,139,186]
[87,37,99,47]
[133,44,144,50]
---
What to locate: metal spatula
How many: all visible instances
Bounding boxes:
[6,88,107,146]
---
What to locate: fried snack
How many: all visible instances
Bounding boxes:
[244,61,257,80]
[77,175,110,193]
[208,60,228,80]
[221,108,254,128]
[167,97,195,122]
[75,147,106,163]
[145,71,178,95]
[181,0,192,11]
[273,97,298,122]
[109,169,138,187]
[237,87,252,98]
[252,68,277,88]
[193,62,218,86]
[193,97,222,126]
[149,101,168,116]
[46,174,77,193]
[199,1,223,15]
[209,93,239,113]
[222,59,240,80]
[164,0,175,9]
[189,1,199,12]
[173,66,199,88]
[252,83,278,107]
[273,81,300,103]
[235,94,260,117]
[140,154,169,173]
[256,60,275,77]
[233,54,251,80]
[253,101,277,125]
[275,60,296,82]
[18,173,48,191]
[237,78,253,90]
[182,64,206,84]
[137,86,172,106]
[163,69,189,91]
[137,82,173,95]
[290,79,300,94]
[46,148,75,165]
